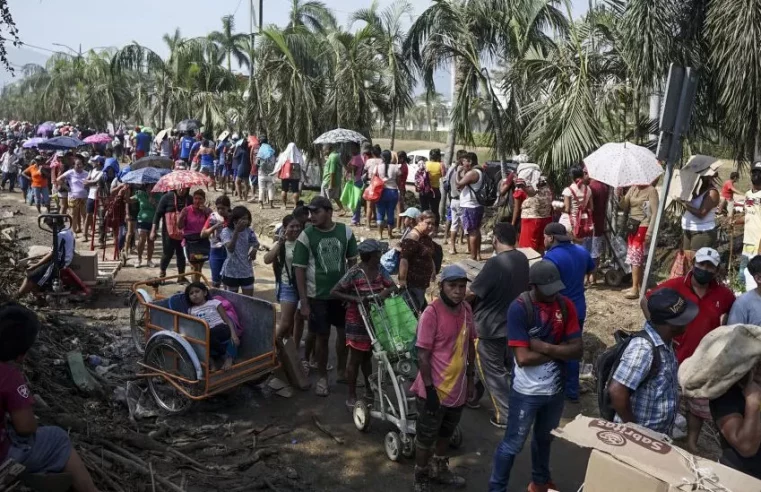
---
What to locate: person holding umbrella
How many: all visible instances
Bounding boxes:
[152,188,192,283]
[178,189,211,282]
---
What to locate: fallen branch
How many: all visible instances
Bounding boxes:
[94,447,185,492]
[312,416,344,445]
[79,449,126,492]
[235,448,278,471]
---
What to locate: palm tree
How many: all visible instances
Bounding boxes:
[286,0,337,33]
[352,0,415,149]
[208,15,249,72]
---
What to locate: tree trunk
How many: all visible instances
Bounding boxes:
[444,58,463,169]
[390,107,397,150]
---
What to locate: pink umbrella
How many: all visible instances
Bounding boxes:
[84,133,113,145]
[151,170,211,192]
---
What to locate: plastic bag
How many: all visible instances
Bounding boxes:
[370,295,418,355]
[380,248,400,275]
[362,174,384,203]
[340,182,362,210]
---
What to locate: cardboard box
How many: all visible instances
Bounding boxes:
[68,250,98,283]
[554,415,761,492]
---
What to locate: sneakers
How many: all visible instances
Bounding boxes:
[527,481,557,492]
[413,466,431,492]
[147,260,156,268]
[490,416,507,429]
[429,456,466,488]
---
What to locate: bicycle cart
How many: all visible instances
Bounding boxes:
[129,274,279,413]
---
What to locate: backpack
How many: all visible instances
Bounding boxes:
[213,296,242,337]
[468,169,497,206]
[415,165,433,195]
[519,291,568,329]
[596,329,660,422]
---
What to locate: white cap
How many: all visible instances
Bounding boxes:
[695,247,720,267]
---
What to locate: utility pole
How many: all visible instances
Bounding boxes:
[248,0,264,133]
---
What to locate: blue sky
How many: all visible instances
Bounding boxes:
[3,0,589,87]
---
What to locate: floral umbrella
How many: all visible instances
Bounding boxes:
[313,128,367,145]
[583,142,663,188]
[83,133,113,145]
[152,170,211,192]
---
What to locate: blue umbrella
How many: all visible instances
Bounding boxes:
[23,137,47,149]
[120,167,171,185]
[37,136,86,150]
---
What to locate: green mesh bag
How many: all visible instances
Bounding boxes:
[370,295,418,355]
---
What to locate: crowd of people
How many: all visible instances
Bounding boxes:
[3,116,761,491]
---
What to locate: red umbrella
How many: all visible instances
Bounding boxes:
[151,170,211,192]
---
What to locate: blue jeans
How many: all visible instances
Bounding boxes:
[209,247,227,285]
[376,188,399,226]
[565,318,584,400]
[489,390,565,491]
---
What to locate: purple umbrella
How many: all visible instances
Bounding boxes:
[36,123,55,137]
[23,137,47,149]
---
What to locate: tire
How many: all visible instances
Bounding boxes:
[384,431,402,462]
[130,292,149,354]
[401,434,415,458]
[353,400,371,432]
[144,335,198,414]
[605,268,624,287]
[449,425,463,449]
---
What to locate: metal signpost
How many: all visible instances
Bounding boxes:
[640,64,699,296]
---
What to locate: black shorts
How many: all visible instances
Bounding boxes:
[414,397,463,450]
[27,261,54,287]
[222,276,254,289]
[128,202,140,220]
[308,298,346,335]
[86,198,96,214]
[138,221,153,231]
[281,179,300,193]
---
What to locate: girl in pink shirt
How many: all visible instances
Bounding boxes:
[178,189,211,282]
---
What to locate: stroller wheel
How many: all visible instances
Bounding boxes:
[353,400,371,432]
[385,431,402,462]
[604,268,624,287]
[449,425,463,449]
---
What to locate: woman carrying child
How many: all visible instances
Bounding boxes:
[185,282,240,371]
[331,239,396,409]
[219,206,260,296]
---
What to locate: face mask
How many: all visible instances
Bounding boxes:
[692,266,715,285]
[439,289,460,308]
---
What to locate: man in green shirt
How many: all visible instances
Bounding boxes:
[294,196,358,396]
[321,144,345,214]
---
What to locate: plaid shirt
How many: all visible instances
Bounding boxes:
[612,323,679,434]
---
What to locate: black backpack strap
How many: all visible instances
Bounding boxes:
[633,330,661,383]
[519,291,536,328]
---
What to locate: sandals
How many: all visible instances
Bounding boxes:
[623,290,640,300]
[315,378,329,397]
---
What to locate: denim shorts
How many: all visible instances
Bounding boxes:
[276,282,299,304]
[33,186,50,206]
[7,425,72,473]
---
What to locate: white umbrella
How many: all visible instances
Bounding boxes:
[313,128,367,145]
[583,142,663,188]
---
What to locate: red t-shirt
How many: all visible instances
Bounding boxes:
[588,180,610,236]
[0,362,34,461]
[721,179,735,200]
[646,273,735,364]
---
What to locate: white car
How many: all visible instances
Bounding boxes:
[405,149,431,185]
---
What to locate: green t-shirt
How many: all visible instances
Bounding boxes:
[322,152,342,189]
[292,222,358,299]
[134,190,161,223]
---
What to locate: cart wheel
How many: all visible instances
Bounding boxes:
[449,425,463,449]
[401,434,415,458]
[144,335,198,414]
[605,268,624,287]
[353,400,371,432]
[385,431,402,462]
[130,292,149,354]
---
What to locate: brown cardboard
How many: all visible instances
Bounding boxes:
[276,337,310,390]
[554,415,761,491]
[68,250,98,283]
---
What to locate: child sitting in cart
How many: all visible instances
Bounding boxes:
[17,215,75,299]
[0,303,100,492]
[184,282,240,371]
[331,239,397,409]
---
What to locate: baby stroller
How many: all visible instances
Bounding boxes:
[350,278,463,461]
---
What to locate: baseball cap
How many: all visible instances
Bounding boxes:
[752,161,761,171]
[529,260,565,296]
[357,239,384,254]
[306,196,333,211]
[399,207,421,219]
[695,247,720,267]
[544,222,571,242]
[648,288,699,326]
[439,265,470,283]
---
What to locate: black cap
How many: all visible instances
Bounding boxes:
[648,288,699,326]
[307,196,333,211]
[544,222,571,242]
[529,260,565,296]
